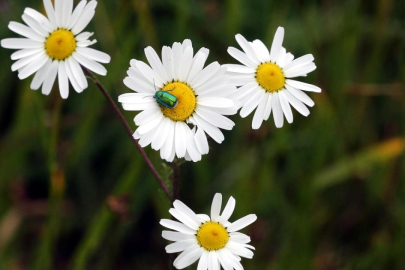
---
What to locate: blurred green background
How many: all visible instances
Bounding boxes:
[1,0,405,269]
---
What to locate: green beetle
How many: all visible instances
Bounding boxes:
[154,89,178,109]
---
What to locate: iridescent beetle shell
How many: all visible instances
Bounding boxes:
[155,91,178,109]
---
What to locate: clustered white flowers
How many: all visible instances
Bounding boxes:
[2,2,321,268]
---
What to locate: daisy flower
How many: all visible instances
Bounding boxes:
[160,193,257,269]
[226,26,321,129]
[1,0,111,99]
[119,40,238,162]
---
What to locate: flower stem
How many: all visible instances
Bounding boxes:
[83,68,171,201]
[171,159,181,201]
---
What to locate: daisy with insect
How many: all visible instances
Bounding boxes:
[119,40,239,162]
[1,0,111,98]
[161,193,257,269]
[226,26,321,129]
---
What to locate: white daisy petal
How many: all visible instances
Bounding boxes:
[134,107,161,126]
[179,46,193,81]
[184,125,201,162]
[196,107,235,130]
[235,34,260,64]
[30,58,51,90]
[233,82,258,101]
[12,51,44,71]
[211,193,222,222]
[227,47,257,69]
[285,84,315,107]
[193,114,224,144]
[197,97,234,108]
[162,46,173,80]
[269,26,284,62]
[173,200,202,226]
[174,245,203,269]
[263,92,273,121]
[279,90,293,123]
[172,42,183,80]
[197,251,209,270]
[191,61,221,88]
[272,92,284,128]
[61,0,73,29]
[286,79,321,92]
[187,48,209,82]
[68,0,87,29]
[73,52,107,76]
[65,59,83,93]
[283,88,310,116]
[68,57,88,89]
[169,208,200,230]
[217,250,233,270]
[11,48,43,60]
[134,60,163,87]
[42,60,58,95]
[197,214,211,223]
[166,240,196,253]
[18,53,48,80]
[1,38,43,49]
[151,117,170,150]
[138,127,157,148]
[162,121,175,161]
[223,64,255,74]
[160,219,196,235]
[240,89,265,118]
[227,214,257,232]
[276,47,287,67]
[285,62,316,78]
[8,22,45,42]
[283,54,314,73]
[162,231,195,242]
[71,8,95,35]
[194,127,209,155]
[219,196,236,224]
[225,242,254,259]
[230,232,251,244]
[283,52,295,67]
[252,93,268,129]
[252,39,270,62]
[175,121,187,158]
[182,39,192,50]
[23,10,53,35]
[43,0,57,27]
[57,62,69,99]
[137,113,163,135]
[77,47,111,64]
[145,46,167,84]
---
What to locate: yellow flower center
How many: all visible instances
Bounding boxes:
[256,62,285,92]
[45,29,76,60]
[160,82,196,122]
[196,222,229,251]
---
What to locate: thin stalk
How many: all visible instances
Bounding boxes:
[171,160,180,201]
[83,68,171,200]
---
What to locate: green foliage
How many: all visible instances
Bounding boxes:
[0,0,404,269]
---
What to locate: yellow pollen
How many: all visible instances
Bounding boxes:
[196,222,229,251]
[256,62,285,92]
[45,29,76,60]
[161,82,196,122]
